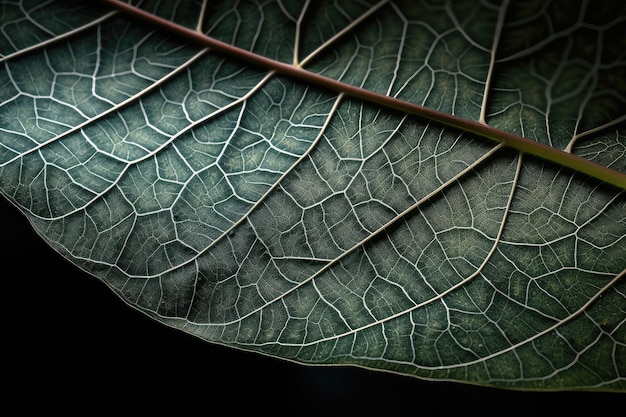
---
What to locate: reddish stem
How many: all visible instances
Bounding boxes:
[99,0,626,190]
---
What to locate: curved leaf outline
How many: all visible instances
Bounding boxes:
[0,0,624,391]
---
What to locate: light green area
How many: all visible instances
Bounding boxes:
[0,0,624,391]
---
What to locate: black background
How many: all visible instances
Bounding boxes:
[2,196,622,412]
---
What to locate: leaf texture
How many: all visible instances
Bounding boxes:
[0,0,625,391]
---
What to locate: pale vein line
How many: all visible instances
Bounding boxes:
[386,2,407,98]
[565,114,626,153]
[414,268,626,371]
[235,162,624,374]
[243,145,521,345]
[298,0,391,68]
[0,11,118,64]
[49,0,414,249]
[9,0,408,268]
[5,0,395,181]
[196,0,209,32]
[0,47,210,169]
[26,69,274,221]
[210,142,506,327]
[72,92,346,277]
[293,0,312,65]
[479,0,509,124]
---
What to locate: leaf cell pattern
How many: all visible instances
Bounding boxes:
[0,0,625,390]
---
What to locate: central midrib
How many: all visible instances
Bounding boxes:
[100,0,626,190]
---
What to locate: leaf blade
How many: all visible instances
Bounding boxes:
[1,0,625,391]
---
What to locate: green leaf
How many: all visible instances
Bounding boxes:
[1,0,625,391]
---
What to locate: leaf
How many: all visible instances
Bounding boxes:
[1,0,625,391]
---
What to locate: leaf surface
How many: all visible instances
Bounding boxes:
[0,0,625,391]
